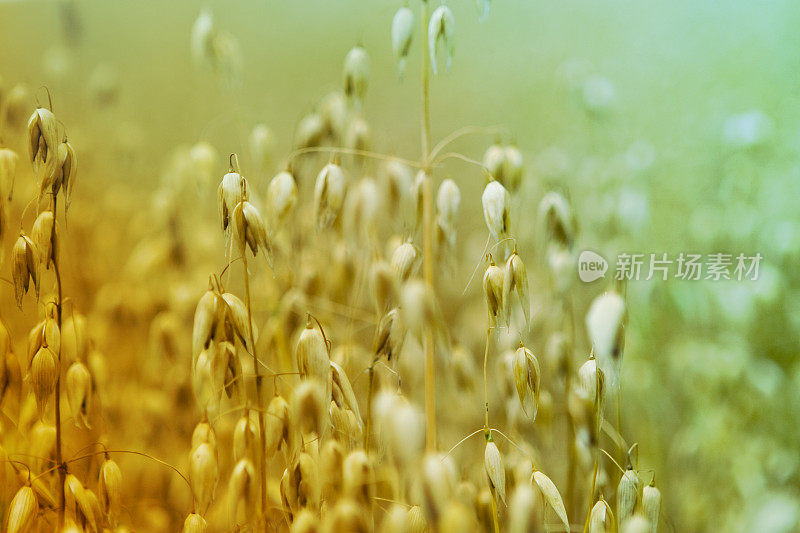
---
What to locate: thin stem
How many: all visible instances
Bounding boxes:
[433,151,487,169]
[240,244,268,530]
[364,360,376,453]
[287,146,422,169]
[442,427,484,460]
[429,124,507,162]
[420,0,437,453]
[483,326,491,430]
[51,187,65,529]
[490,488,501,533]
[421,1,431,164]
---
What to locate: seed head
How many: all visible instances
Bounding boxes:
[589,497,609,533]
[6,485,37,533]
[344,45,370,105]
[537,191,575,251]
[331,360,361,427]
[217,171,247,231]
[233,414,258,462]
[65,361,92,428]
[513,344,541,422]
[532,471,570,533]
[617,467,640,524]
[484,437,506,505]
[294,112,326,149]
[99,458,123,524]
[264,394,289,457]
[189,442,218,514]
[503,251,530,327]
[222,292,257,351]
[436,178,460,246]
[642,479,661,533]
[407,505,427,533]
[27,107,58,175]
[483,144,505,182]
[296,320,331,392]
[190,8,215,66]
[0,147,18,200]
[292,379,328,438]
[373,307,405,363]
[30,346,57,417]
[12,234,38,308]
[482,180,509,241]
[183,513,208,533]
[192,420,217,452]
[31,211,54,274]
[428,6,455,75]
[577,354,605,408]
[320,91,348,140]
[392,7,415,76]
[504,145,523,190]
[391,241,420,282]
[228,458,256,525]
[249,124,275,174]
[314,162,346,230]
[266,170,297,224]
[192,289,220,359]
[586,291,626,384]
[64,474,97,531]
[58,140,77,208]
[483,257,504,327]
[343,450,374,503]
[345,116,370,150]
[232,201,271,262]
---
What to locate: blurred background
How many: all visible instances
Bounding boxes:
[1,0,799,531]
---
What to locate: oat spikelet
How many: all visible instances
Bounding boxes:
[589,497,609,533]
[503,251,530,327]
[392,7,414,76]
[31,211,54,273]
[6,485,37,533]
[484,438,506,505]
[483,257,504,327]
[267,169,297,224]
[642,479,661,533]
[29,346,57,416]
[65,361,92,428]
[617,467,640,524]
[229,459,256,525]
[428,5,455,75]
[192,289,219,360]
[314,162,346,230]
[343,45,370,105]
[532,470,570,532]
[183,513,208,533]
[99,457,123,524]
[265,394,289,458]
[190,442,218,514]
[482,179,509,242]
[12,234,38,308]
[391,241,420,282]
[586,290,626,384]
[513,344,541,422]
